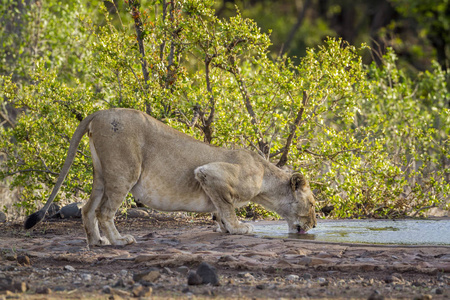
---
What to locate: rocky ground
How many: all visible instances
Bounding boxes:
[0,210,449,299]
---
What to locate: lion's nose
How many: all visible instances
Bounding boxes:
[313,225,316,228]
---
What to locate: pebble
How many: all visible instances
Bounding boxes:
[80,274,91,281]
[367,289,384,300]
[17,255,31,266]
[318,277,328,286]
[196,262,220,286]
[125,208,149,218]
[133,268,160,283]
[176,266,190,275]
[187,271,203,285]
[286,275,299,281]
[303,273,313,280]
[35,286,52,294]
[64,265,75,272]
[132,284,152,297]
[119,270,128,277]
[0,211,6,223]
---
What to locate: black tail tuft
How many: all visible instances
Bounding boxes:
[24,210,46,229]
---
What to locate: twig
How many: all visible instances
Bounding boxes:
[8,168,58,176]
[411,204,437,217]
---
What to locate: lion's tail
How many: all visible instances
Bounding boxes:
[24,111,100,229]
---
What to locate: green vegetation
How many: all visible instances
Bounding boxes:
[0,0,448,219]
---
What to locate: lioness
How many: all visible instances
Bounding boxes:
[25,108,317,245]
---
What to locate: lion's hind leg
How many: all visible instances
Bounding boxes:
[195,164,254,235]
[96,184,136,246]
[82,176,110,246]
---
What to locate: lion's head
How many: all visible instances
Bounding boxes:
[283,173,317,234]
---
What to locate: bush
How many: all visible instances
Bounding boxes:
[0,0,448,218]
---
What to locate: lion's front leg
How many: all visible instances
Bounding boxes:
[195,165,254,235]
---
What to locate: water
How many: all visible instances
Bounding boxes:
[253,219,450,245]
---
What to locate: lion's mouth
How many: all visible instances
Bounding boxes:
[296,224,308,234]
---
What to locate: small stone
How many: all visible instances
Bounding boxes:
[435,288,443,295]
[187,271,202,285]
[384,275,401,284]
[368,289,384,300]
[64,265,75,272]
[36,287,52,294]
[17,255,30,266]
[133,268,160,282]
[80,274,92,281]
[113,278,125,288]
[132,284,152,297]
[5,254,16,261]
[125,208,149,218]
[110,287,131,297]
[317,251,333,258]
[414,295,433,300]
[119,270,128,277]
[303,273,313,280]
[0,211,6,223]
[102,285,111,294]
[318,277,328,286]
[0,278,13,291]
[176,266,190,275]
[256,284,265,290]
[196,262,219,286]
[286,275,299,281]
[12,281,28,293]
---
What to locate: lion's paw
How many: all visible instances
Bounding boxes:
[89,236,111,246]
[228,222,254,235]
[112,234,136,246]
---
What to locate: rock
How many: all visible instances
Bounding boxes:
[133,268,160,283]
[12,281,28,293]
[0,211,6,223]
[119,270,128,277]
[384,274,402,284]
[196,262,220,286]
[125,208,149,218]
[0,278,12,291]
[47,203,60,217]
[176,266,190,275]
[317,251,333,258]
[187,271,203,285]
[113,278,125,288]
[80,274,92,281]
[51,202,83,219]
[17,255,30,266]
[303,273,313,280]
[286,275,299,281]
[318,277,328,286]
[64,265,75,272]
[132,284,152,297]
[36,286,52,294]
[367,289,384,300]
[5,253,16,261]
[414,295,433,300]
[102,285,111,294]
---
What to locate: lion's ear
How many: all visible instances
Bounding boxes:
[290,173,307,191]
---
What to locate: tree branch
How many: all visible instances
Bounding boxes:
[128,0,151,115]
[277,91,308,168]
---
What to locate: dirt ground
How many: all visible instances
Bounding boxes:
[0,212,449,299]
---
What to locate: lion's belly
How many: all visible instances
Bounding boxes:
[130,182,216,213]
